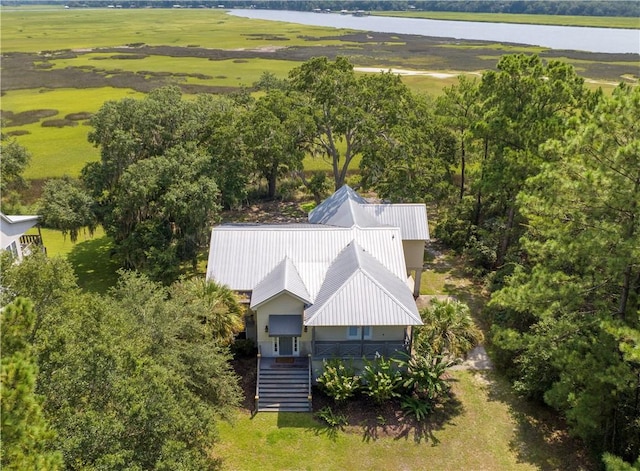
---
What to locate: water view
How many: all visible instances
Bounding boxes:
[229,9,640,54]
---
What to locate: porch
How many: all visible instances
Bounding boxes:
[312,340,408,359]
[19,233,46,257]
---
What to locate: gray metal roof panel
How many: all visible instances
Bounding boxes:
[206,225,406,300]
[359,204,429,240]
[305,242,421,326]
[250,257,311,309]
[308,185,368,225]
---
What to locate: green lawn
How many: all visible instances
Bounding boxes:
[31,226,120,293]
[216,370,592,470]
[374,11,640,29]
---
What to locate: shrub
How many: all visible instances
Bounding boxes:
[231,338,256,358]
[315,406,348,429]
[316,359,360,402]
[395,352,456,401]
[401,397,433,422]
[361,356,402,404]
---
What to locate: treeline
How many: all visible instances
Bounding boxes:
[3,0,639,18]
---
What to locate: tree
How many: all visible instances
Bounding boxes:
[289,57,413,190]
[436,75,480,200]
[170,277,244,344]
[241,89,311,198]
[0,132,30,195]
[31,270,241,470]
[473,54,588,267]
[489,84,640,461]
[39,176,97,243]
[1,298,62,471]
[359,91,456,202]
[414,299,483,359]
[82,88,236,281]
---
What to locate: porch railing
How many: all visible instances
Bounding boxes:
[307,353,312,411]
[254,346,261,415]
[312,340,407,359]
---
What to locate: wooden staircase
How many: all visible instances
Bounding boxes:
[256,357,311,412]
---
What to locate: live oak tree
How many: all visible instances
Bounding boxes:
[0,132,31,210]
[39,176,97,243]
[82,87,249,282]
[241,89,312,198]
[489,84,640,462]
[289,56,414,190]
[359,91,456,203]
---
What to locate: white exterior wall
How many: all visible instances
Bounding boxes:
[402,240,425,270]
[255,293,312,356]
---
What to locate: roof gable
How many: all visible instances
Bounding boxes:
[250,257,311,309]
[308,185,370,226]
[305,242,421,326]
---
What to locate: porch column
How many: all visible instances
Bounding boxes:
[413,268,423,298]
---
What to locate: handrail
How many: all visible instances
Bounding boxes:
[254,345,261,415]
[307,353,312,412]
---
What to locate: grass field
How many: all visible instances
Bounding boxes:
[216,370,592,471]
[374,10,640,29]
[1,8,636,185]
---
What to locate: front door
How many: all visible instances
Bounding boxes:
[279,336,293,356]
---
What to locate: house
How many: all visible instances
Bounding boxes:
[206,186,428,411]
[0,213,45,263]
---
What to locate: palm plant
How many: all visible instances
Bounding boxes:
[414,299,483,359]
[171,277,244,344]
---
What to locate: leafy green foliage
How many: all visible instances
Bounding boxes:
[315,406,348,429]
[395,352,456,401]
[400,397,433,422]
[2,256,242,470]
[361,356,402,404]
[489,84,640,461]
[39,176,97,243]
[0,132,30,195]
[414,299,483,359]
[1,298,63,471]
[316,359,361,403]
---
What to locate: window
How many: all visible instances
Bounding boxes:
[293,337,299,353]
[347,326,372,340]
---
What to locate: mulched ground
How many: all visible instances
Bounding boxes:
[231,355,461,442]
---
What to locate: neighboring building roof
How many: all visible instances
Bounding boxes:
[207,224,406,301]
[305,242,421,326]
[250,257,312,309]
[0,213,40,250]
[359,204,429,240]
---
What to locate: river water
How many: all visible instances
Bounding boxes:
[229,9,639,54]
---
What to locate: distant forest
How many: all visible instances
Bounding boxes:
[3,1,639,18]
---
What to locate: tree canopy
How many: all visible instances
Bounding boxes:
[1,256,243,470]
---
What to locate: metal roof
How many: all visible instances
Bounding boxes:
[308,185,368,225]
[359,204,429,240]
[207,224,406,300]
[250,257,311,309]
[305,242,422,326]
[308,186,429,240]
